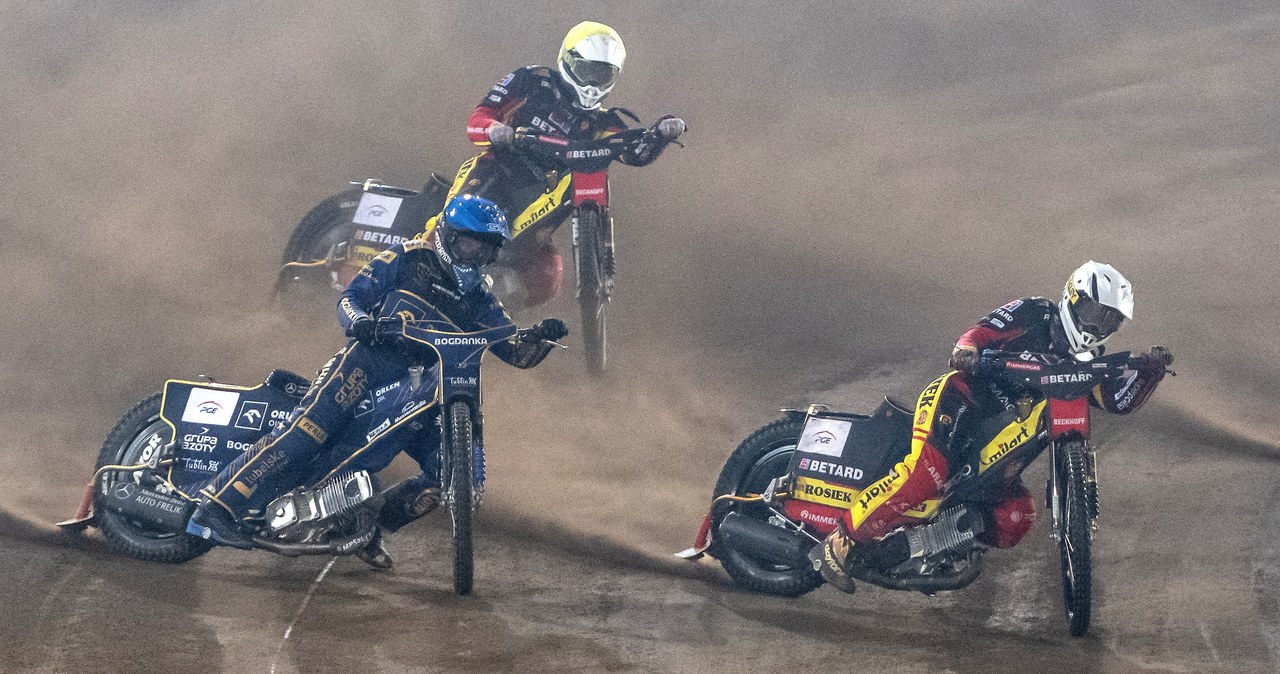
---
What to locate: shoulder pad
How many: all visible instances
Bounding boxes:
[524,65,555,80]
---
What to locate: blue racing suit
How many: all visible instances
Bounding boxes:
[200,238,553,520]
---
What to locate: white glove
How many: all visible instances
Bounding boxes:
[655,117,686,141]
[488,123,514,147]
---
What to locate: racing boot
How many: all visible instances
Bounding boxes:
[379,473,442,533]
[186,498,255,550]
[355,530,395,571]
[808,525,857,594]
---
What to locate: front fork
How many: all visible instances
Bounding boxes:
[1046,441,1100,542]
[570,210,616,298]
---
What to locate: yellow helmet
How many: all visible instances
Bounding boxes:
[558,21,626,110]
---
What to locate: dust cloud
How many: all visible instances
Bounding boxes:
[0,2,1276,557]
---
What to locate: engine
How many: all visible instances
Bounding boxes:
[882,505,985,575]
[262,471,377,544]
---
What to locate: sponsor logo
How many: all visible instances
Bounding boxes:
[994,308,1016,323]
[488,94,501,102]
[366,418,391,442]
[354,396,373,418]
[812,431,837,445]
[1052,417,1087,426]
[395,400,428,422]
[353,192,403,229]
[575,187,606,196]
[856,472,901,511]
[990,318,1005,328]
[798,458,864,481]
[179,457,220,472]
[1040,373,1093,385]
[180,388,241,426]
[448,376,478,386]
[1000,299,1024,312]
[235,400,269,431]
[182,429,218,453]
[799,509,841,527]
[359,230,407,246]
[802,482,853,504]
[567,148,612,159]
[226,439,255,452]
[434,336,488,346]
[236,448,288,494]
[298,417,328,444]
[334,368,368,410]
[982,425,1031,467]
[493,85,508,95]
[232,480,256,498]
[375,382,400,398]
[1006,361,1042,372]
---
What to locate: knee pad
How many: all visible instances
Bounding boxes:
[983,487,1037,548]
[516,245,563,307]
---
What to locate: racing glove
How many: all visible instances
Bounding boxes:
[533,318,568,342]
[1132,345,1175,376]
[950,344,979,374]
[487,122,515,147]
[347,316,377,344]
[654,116,687,141]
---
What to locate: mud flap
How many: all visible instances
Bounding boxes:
[674,513,713,560]
[55,481,96,531]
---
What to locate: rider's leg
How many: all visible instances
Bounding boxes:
[514,241,563,307]
[810,372,966,591]
[188,343,378,545]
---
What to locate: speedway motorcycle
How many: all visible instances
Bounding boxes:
[679,348,1173,637]
[61,290,559,595]
[275,123,680,375]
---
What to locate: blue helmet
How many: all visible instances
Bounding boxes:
[435,194,511,292]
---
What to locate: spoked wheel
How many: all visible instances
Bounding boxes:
[574,209,608,376]
[445,401,476,595]
[276,189,359,300]
[94,394,212,563]
[710,416,823,597]
[1056,440,1094,636]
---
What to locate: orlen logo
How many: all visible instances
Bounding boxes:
[434,337,488,346]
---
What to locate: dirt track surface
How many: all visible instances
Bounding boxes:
[2,2,1278,673]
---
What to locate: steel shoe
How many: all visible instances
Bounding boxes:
[808,528,857,594]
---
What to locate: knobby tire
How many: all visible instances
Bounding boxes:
[447,401,475,595]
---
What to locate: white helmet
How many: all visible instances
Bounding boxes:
[558,21,626,110]
[1059,261,1134,357]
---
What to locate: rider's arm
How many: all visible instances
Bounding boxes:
[466,68,535,145]
[614,111,678,167]
[336,245,402,333]
[1090,363,1165,415]
[952,299,1035,370]
[469,294,556,369]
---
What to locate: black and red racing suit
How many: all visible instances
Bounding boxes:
[846,297,1167,548]
[442,65,673,305]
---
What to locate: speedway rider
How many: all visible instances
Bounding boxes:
[810,261,1175,592]
[427,20,687,307]
[187,195,568,566]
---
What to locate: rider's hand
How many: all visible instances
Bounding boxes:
[950,344,979,374]
[653,116,687,141]
[347,316,377,344]
[1133,346,1174,373]
[533,318,569,342]
[487,122,515,147]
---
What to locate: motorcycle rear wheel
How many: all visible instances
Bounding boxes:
[445,401,475,595]
[711,415,823,597]
[1056,439,1094,636]
[94,394,212,563]
[574,209,607,376]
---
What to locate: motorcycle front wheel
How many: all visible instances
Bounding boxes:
[1056,439,1094,636]
[445,401,476,595]
[573,209,607,376]
[94,394,212,563]
[710,415,823,597]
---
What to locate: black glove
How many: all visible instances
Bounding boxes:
[346,316,377,344]
[950,345,979,374]
[533,318,568,342]
[1133,345,1174,373]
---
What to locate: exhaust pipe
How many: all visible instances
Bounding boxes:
[716,511,812,567]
